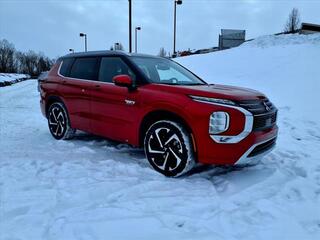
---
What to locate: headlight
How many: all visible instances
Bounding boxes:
[189,95,236,106]
[209,111,230,134]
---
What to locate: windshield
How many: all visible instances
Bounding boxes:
[130,57,206,85]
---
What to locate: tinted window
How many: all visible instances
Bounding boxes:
[59,58,74,77]
[70,57,98,80]
[99,57,135,83]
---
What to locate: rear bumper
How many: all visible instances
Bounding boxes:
[40,99,46,118]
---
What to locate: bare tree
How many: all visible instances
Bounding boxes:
[158,47,167,57]
[15,50,53,76]
[0,39,16,73]
[0,38,57,76]
[36,53,53,76]
[284,8,301,33]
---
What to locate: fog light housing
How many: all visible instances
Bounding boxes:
[209,111,230,134]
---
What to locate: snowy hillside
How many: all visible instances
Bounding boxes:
[1,34,320,240]
[0,73,30,86]
[177,33,320,118]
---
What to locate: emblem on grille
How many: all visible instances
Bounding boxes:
[263,101,271,111]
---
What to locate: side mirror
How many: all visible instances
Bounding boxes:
[112,74,133,88]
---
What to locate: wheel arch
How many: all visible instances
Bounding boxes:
[45,96,66,117]
[139,110,197,155]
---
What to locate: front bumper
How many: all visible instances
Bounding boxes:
[195,124,278,165]
[234,135,277,165]
[186,97,278,165]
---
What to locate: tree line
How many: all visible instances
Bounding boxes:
[0,39,54,77]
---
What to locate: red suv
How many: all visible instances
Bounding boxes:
[39,51,278,177]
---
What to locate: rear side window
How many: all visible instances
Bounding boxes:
[69,57,98,80]
[59,58,74,77]
[99,57,135,83]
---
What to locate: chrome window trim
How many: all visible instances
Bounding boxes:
[193,99,253,144]
[234,136,276,165]
[57,59,114,85]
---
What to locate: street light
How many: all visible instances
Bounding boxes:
[135,27,141,53]
[173,0,182,56]
[79,32,87,52]
[128,0,132,53]
[69,49,74,53]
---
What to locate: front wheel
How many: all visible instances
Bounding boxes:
[47,102,75,140]
[144,120,195,177]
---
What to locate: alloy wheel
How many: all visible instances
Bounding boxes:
[48,105,66,139]
[145,121,194,177]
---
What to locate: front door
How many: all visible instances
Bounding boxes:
[90,57,140,143]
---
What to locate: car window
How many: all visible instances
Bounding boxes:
[99,57,136,83]
[131,57,205,85]
[135,64,151,78]
[69,57,98,80]
[157,66,192,83]
[59,58,74,77]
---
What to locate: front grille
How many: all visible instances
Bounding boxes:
[248,137,276,157]
[253,111,277,130]
[237,98,275,115]
[238,98,277,131]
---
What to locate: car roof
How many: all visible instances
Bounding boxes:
[59,50,160,60]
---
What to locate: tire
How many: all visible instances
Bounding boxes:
[47,102,75,140]
[144,120,195,177]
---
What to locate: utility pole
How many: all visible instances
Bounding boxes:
[128,0,132,53]
[173,0,182,56]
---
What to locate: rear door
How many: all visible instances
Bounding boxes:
[90,56,141,143]
[58,57,99,132]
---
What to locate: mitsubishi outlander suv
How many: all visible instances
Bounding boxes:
[39,51,278,177]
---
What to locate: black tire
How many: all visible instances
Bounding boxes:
[47,102,75,140]
[144,120,195,177]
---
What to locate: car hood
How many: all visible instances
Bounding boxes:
[147,83,266,101]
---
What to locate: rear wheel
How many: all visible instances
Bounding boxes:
[144,120,195,177]
[47,102,75,140]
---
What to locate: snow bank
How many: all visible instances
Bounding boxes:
[177,33,320,119]
[243,33,320,48]
[0,73,31,87]
[1,34,320,240]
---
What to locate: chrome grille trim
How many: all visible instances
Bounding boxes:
[237,99,277,131]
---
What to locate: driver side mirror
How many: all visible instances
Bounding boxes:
[112,74,133,88]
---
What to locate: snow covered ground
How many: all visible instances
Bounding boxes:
[1,34,320,240]
[0,73,31,87]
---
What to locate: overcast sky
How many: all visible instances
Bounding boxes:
[0,0,319,58]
